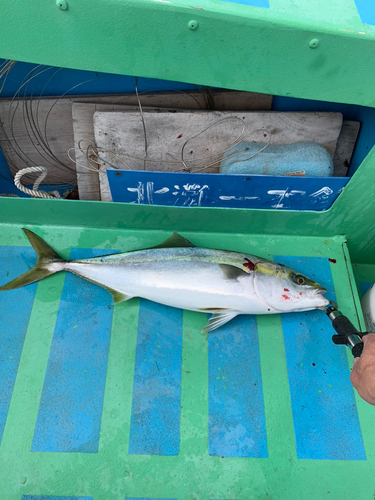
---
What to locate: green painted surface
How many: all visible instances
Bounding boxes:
[1,0,375,107]
[1,0,375,496]
[0,226,374,499]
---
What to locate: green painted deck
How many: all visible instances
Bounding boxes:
[1,224,374,500]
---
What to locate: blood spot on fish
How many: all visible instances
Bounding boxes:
[328,258,337,264]
[282,294,290,300]
[279,263,285,267]
[243,258,255,271]
[177,134,183,139]
[299,292,303,296]
[284,288,289,292]
[312,363,316,366]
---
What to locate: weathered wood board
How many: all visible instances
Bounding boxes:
[0,90,272,194]
[73,102,144,201]
[94,110,343,201]
[0,97,77,185]
[73,104,216,200]
[333,121,360,177]
[72,91,273,200]
[104,89,273,111]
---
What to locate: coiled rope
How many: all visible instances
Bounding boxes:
[14,166,61,199]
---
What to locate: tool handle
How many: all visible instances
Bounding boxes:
[331,315,359,338]
[329,314,368,357]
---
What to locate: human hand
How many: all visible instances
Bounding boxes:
[350,333,375,405]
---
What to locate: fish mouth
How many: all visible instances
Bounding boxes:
[311,286,327,295]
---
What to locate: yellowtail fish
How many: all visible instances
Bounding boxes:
[0,229,329,332]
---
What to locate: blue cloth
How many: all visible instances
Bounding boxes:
[220,141,333,177]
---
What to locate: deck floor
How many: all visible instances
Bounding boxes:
[0,226,374,500]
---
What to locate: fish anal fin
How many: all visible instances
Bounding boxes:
[103,286,133,304]
[201,309,238,333]
[66,269,132,305]
[219,264,248,281]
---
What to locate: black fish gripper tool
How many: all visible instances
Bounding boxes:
[326,306,369,358]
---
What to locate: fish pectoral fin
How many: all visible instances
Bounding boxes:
[103,286,133,304]
[201,309,238,333]
[218,264,248,281]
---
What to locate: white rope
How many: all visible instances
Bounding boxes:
[14,166,61,199]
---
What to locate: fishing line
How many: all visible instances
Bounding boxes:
[179,116,246,171]
[135,76,148,170]
[21,67,69,174]
[2,64,109,189]
[68,139,133,172]
[8,65,74,186]
[85,118,271,174]
[31,67,70,169]
[0,63,269,195]
[43,72,107,161]
[8,65,54,169]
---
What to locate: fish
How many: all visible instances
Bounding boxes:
[0,229,330,332]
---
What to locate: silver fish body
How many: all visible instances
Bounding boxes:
[0,230,330,332]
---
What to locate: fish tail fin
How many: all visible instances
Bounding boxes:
[0,228,64,291]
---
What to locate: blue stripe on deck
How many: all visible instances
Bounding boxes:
[208,316,267,458]
[0,246,38,444]
[31,248,117,453]
[275,256,366,460]
[128,300,182,456]
[359,281,373,297]
[22,496,92,500]
[354,0,375,25]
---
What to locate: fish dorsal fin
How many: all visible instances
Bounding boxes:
[219,264,248,281]
[128,233,195,253]
[201,309,238,333]
[149,232,195,250]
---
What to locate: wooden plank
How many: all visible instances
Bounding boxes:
[72,91,272,200]
[0,90,272,197]
[73,103,196,201]
[333,120,360,177]
[0,97,77,185]
[106,89,273,111]
[94,111,343,201]
[72,102,137,201]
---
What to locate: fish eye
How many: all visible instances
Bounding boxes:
[292,274,306,285]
